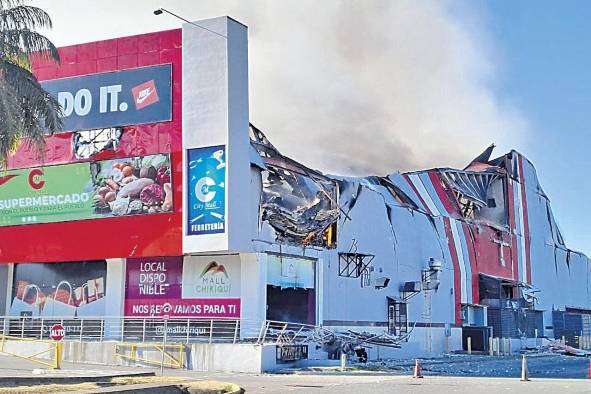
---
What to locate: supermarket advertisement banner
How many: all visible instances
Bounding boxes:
[0,153,172,227]
[124,255,241,318]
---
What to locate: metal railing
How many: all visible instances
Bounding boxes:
[0,316,318,345]
[0,335,64,369]
[115,342,185,369]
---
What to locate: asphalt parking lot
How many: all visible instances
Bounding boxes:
[0,354,589,393]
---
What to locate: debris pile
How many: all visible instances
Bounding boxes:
[538,341,591,357]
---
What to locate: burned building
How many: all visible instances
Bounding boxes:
[249,125,590,356]
[0,16,588,370]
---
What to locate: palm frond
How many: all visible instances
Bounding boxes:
[0,5,53,31]
[0,58,63,130]
[0,28,59,61]
[0,0,61,168]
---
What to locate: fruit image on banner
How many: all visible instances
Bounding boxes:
[91,154,172,217]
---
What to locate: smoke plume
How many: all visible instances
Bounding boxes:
[35,0,529,175]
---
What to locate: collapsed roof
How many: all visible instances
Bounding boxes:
[250,124,540,245]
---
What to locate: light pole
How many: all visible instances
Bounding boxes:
[153,8,227,38]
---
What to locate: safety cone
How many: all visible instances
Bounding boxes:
[587,358,591,379]
[520,355,530,382]
[413,358,424,378]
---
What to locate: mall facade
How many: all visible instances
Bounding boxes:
[0,16,589,363]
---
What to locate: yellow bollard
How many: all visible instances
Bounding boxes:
[54,342,63,370]
[467,337,472,355]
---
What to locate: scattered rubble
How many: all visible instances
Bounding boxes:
[346,353,591,379]
[522,340,591,357]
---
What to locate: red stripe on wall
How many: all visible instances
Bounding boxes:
[517,154,532,284]
[443,217,462,324]
[428,171,456,216]
[403,174,433,215]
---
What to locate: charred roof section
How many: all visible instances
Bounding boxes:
[250,124,339,248]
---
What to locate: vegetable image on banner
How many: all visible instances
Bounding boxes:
[187,145,226,235]
[91,154,172,217]
[125,256,240,318]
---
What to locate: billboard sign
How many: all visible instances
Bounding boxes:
[181,255,241,299]
[0,163,95,226]
[0,153,172,227]
[41,64,172,131]
[187,145,226,235]
[9,261,107,318]
[125,255,240,318]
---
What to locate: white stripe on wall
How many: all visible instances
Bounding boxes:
[450,219,468,304]
[408,174,441,216]
[515,167,528,283]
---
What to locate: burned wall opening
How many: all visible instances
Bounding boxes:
[479,274,542,338]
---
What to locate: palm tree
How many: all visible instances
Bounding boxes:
[0,0,62,168]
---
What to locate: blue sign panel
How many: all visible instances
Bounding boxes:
[187,145,226,235]
[41,64,172,131]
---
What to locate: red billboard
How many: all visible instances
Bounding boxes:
[0,29,183,263]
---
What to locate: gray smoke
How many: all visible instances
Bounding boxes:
[35,0,529,175]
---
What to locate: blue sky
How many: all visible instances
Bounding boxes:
[477,1,591,254]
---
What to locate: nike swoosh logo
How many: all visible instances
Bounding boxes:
[0,174,18,186]
[136,87,154,104]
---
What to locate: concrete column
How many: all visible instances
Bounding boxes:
[240,253,267,324]
[104,258,126,340]
[105,258,126,317]
[1,264,13,315]
[182,16,251,254]
[316,257,324,326]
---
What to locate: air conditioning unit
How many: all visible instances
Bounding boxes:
[400,281,421,292]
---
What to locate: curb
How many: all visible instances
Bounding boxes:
[0,371,156,387]
[182,382,245,394]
